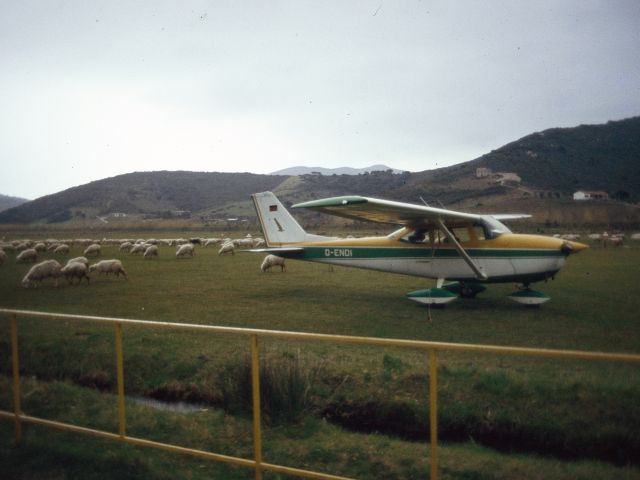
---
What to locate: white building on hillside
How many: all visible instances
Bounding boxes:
[573,191,609,201]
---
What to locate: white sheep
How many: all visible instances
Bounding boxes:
[84,243,102,256]
[233,238,254,248]
[144,245,159,258]
[119,241,133,251]
[130,244,146,255]
[54,244,70,254]
[218,241,235,256]
[261,255,286,272]
[34,242,47,252]
[204,238,221,247]
[16,248,38,263]
[66,256,89,266]
[22,260,62,287]
[89,259,128,279]
[61,261,90,285]
[176,243,195,258]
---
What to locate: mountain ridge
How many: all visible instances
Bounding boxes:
[1,116,638,226]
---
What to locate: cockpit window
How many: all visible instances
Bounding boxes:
[400,228,429,243]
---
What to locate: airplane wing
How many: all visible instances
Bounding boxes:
[292,196,482,227]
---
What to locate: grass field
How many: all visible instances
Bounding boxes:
[1,232,639,479]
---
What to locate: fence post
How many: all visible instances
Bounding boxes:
[250,334,263,480]
[115,323,126,438]
[429,349,438,480]
[10,315,22,444]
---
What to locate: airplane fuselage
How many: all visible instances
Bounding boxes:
[273,233,572,284]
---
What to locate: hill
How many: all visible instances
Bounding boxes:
[0,171,286,225]
[0,194,29,213]
[1,117,638,227]
[469,116,640,201]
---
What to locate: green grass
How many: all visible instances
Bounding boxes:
[1,233,639,478]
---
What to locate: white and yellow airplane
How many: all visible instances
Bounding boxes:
[251,191,588,305]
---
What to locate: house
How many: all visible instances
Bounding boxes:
[476,167,492,178]
[573,191,609,201]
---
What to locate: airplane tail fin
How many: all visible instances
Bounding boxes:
[252,192,334,246]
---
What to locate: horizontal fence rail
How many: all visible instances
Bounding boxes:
[2,308,640,480]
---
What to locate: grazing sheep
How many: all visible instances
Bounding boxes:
[54,244,70,254]
[144,245,159,258]
[34,242,47,252]
[609,236,624,247]
[218,242,235,256]
[22,260,62,287]
[61,261,90,285]
[631,233,640,241]
[204,238,221,247]
[176,243,195,258]
[89,259,128,279]
[119,241,133,251]
[233,238,254,248]
[16,248,38,263]
[84,243,102,256]
[261,255,286,272]
[130,244,146,255]
[66,256,89,266]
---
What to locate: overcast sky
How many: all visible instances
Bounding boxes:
[1,1,639,199]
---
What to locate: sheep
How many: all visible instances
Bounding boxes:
[631,233,640,241]
[252,237,266,248]
[233,238,254,248]
[261,254,286,272]
[204,238,221,247]
[143,245,159,258]
[218,241,235,256]
[119,241,133,251]
[66,256,89,266]
[22,260,62,287]
[84,243,102,256]
[34,242,47,252]
[176,243,195,258]
[61,261,90,285]
[16,248,38,263]
[130,244,146,255]
[54,244,70,254]
[15,242,31,252]
[89,259,128,279]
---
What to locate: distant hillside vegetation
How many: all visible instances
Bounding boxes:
[0,194,29,213]
[470,117,640,201]
[0,171,286,224]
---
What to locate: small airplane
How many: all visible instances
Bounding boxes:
[251,191,588,306]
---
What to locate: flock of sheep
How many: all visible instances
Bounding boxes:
[554,231,636,247]
[0,234,284,288]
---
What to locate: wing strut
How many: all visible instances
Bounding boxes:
[435,218,488,281]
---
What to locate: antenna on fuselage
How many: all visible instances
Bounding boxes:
[419,196,430,207]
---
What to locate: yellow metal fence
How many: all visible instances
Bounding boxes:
[2,308,640,480]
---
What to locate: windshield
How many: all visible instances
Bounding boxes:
[481,216,511,238]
